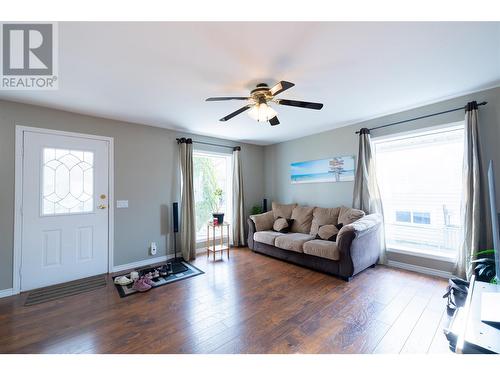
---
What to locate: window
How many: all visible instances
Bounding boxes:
[374,124,464,258]
[413,212,431,225]
[395,211,431,225]
[395,211,411,223]
[193,151,232,242]
[42,148,94,215]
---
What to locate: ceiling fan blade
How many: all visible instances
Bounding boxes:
[206,97,250,101]
[219,105,252,122]
[269,81,295,96]
[269,116,280,126]
[276,99,323,110]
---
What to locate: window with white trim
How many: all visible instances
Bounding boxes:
[193,150,233,242]
[374,124,464,259]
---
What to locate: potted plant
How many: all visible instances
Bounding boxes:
[473,249,497,284]
[211,187,224,224]
[251,205,263,215]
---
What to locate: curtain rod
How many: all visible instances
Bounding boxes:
[176,138,240,150]
[355,101,487,134]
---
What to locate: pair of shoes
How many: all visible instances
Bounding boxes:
[114,275,133,286]
[132,276,154,292]
[143,270,160,280]
[157,264,170,277]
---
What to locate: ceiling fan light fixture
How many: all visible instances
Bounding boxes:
[247,102,277,122]
[207,80,323,124]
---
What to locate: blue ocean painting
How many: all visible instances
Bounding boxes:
[290,156,355,184]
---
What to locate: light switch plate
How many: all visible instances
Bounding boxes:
[116,200,129,208]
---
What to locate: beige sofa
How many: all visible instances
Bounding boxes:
[248,203,383,281]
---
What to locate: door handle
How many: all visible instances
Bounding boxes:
[98,204,107,210]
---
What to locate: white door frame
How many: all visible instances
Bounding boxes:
[13,125,115,294]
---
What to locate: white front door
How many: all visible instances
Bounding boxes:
[21,130,110,291]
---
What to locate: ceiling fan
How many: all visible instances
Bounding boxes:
[206,81,323,126]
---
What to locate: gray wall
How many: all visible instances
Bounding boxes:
[265,86,500,207]
[264,86,500,273]
[0,100,265,290]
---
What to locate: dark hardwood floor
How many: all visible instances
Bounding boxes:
[0,248,452,354]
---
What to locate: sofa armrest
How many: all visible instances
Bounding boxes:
[337,213,383,277]
[247,218,256,250]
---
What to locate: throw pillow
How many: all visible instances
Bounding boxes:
[273,217,294,233]
[272,202,297,219]
[338,206,365,225]
[250,211,275,232]
[290,205,315,234]
[315,223,343,241]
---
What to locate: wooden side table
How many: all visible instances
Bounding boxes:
[206,222,230,261]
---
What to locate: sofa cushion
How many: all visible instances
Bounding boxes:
[273,218,293,233]
[253,231,285,246]
[310,207,341,236]
[338,206,365,225]
[250,211,275,232]
[272,202,297,219]
[290,206,315,234]
[316,223,343,241]
[303,240,340,261]
[275,233,315,253]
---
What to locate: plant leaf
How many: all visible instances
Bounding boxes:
[471,258,495,264]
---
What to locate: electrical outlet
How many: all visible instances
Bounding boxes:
[150,242,157,255]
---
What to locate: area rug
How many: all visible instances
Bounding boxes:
[113,261,203,298]
[25,275,107,306]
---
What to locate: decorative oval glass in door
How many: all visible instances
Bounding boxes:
[42,148,94,215]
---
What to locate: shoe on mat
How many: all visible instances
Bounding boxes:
[143,276,155,286]
[114,276,133,286]
[132,277,152,292]
[158,265,170,277]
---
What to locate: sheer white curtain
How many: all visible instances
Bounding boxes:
[352,128,385,264]
[457,101,492,278]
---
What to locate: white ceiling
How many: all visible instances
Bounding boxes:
[1,22,499,145]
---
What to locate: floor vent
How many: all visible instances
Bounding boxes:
[24,275,106,306]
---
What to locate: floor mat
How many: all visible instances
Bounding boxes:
[24,275,107,306]
[113,261,204,298]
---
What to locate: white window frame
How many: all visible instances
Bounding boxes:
[372,121,464,263]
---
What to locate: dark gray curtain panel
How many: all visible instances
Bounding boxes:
[178,138,196,261]
[458,101,492,278]
[232,147,245,246]
[353,128,385,263]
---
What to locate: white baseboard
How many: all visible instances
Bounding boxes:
[0,288,15,299]
[387,260,453,279]
[112,255,172,273]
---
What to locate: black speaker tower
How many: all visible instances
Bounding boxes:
[173,202,179,233]
[168,202,188,274]
[263,198,268,212]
